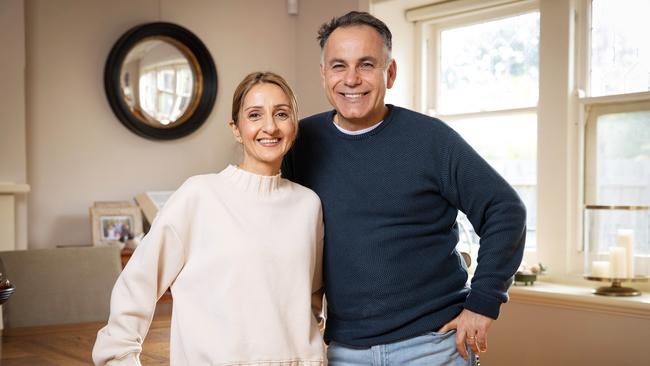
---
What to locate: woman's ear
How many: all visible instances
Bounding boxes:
[229,120,242,143]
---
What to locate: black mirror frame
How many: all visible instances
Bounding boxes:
[104,22,217,140]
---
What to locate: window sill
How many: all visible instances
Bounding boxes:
[508,281,650,320]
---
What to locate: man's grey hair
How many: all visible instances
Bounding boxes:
[317,11,392,63]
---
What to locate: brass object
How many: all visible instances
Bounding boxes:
[584,275,649,296]
[584,205,649,211]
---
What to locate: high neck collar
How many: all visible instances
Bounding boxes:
[223,164,283,195]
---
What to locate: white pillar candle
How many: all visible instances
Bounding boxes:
[616,229,635,278]
[609,246,627,278]
[591,261,610,278]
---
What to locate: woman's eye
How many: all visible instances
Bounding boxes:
[248,112,261,120]
[275,112,289,120]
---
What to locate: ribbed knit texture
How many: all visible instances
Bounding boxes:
[282,105,526,347]
[93,165,326,366]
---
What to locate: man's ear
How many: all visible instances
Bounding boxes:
[320,63,326,90]
[386,59,397,89]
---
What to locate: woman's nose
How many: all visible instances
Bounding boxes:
[262,115,279,133]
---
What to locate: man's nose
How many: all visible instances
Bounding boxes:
[344,67,362,86]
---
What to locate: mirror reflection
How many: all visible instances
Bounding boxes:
[120,38,198,128]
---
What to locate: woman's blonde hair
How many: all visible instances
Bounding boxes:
[231,72,298,127]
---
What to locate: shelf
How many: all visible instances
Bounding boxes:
[509,281,650,319]
[0,183,30,194]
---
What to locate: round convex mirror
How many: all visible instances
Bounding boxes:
[121,38,198,128]
[105,22,217,140]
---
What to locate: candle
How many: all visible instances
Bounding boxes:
[609,246,627,278]
[591,261,610,278]
[616,229,635,278]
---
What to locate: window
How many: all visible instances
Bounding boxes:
[438,12,539,114]
[140,63,194,126]
[585,104,650,206]
[418,2,539,250]
[402,0,650,284]
[582,0,650,206]
[581,0,650,277]
[588,0,650,97]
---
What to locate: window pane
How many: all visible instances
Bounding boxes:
[590,0,650,96]
[157,69,175,93]
[157,93,174,125]
[139,72,156,118]
[439,11,539,114]
[176,67,194,96]
[595,111,650,205]
[447,113,537,249]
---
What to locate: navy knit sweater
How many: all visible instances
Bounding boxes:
[282,105,526,347]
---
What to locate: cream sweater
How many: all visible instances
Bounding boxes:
[93,165,326,366]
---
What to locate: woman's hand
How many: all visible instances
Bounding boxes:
[438,309,492,360]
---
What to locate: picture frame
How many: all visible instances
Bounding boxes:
[90,205,143,247]
[93,200,134,208]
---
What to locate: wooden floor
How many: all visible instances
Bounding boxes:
[0,313,171,365]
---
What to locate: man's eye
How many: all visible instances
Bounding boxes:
[359,62,374,70]
[331,64,345,70]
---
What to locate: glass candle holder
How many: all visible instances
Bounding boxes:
[583,205,649,296]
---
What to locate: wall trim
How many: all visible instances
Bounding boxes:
[405,0,531,22]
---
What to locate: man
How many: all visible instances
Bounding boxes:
[282,11,526,366]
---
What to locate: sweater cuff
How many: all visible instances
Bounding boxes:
[106,353,142,366]
[463,290,503,320]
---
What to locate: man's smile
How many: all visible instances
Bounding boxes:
[337,91,370,100]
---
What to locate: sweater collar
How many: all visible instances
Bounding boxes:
[223,164,283,195]
[328,104,395,139]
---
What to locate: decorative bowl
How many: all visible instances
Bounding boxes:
[514,273,537,286]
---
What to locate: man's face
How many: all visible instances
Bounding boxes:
[320,25,396,130]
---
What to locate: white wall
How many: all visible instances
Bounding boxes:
[370,0,415,109]
[23,0,364,248]
[296,0,362,117]
[0,0,26,184]
[0,0,29,250]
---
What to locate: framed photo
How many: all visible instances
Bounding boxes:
[90,206,143,247]
[93,200,134,208]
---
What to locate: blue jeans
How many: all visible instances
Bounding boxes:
[327,330,479,366]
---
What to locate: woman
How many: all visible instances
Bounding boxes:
[93,72,325,366]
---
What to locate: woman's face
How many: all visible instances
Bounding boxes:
[230,83,297,175]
